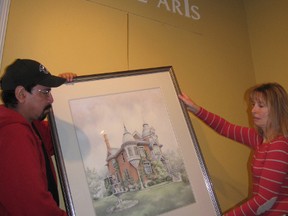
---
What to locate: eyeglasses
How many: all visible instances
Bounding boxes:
[34,89,52,97]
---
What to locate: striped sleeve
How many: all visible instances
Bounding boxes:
[196,107,262,149]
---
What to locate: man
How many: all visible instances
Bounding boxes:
[0,59,75,215]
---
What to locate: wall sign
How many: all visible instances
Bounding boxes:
[137,0,200,20]
[86,0,202,33]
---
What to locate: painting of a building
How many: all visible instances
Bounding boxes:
[68,88,196,215]
[104,122,181,196]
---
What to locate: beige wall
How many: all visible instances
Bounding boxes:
[2,0,285,213]
[244,0,288,86]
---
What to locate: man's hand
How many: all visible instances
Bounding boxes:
[58,73,77,82]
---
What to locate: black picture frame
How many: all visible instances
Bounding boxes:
[49,66,221,216]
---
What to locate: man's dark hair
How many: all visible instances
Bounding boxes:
[1,83,36,108]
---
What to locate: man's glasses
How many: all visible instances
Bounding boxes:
[34,88,52,97]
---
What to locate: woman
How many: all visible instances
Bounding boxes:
[179,83,288,216]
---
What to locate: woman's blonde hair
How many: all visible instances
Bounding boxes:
[247,83,288,140]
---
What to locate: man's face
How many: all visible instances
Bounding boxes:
[25,84,54,121]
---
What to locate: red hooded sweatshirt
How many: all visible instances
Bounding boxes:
[0,105,67,216]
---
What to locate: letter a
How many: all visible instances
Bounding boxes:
[157,0,171,11]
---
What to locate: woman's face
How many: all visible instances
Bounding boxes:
[250,93,269,131]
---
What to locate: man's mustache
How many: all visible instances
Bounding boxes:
[38,105,52,121]
[44,104,52,112]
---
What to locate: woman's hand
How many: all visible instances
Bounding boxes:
[178,93,200,114]
[58,72,77,82]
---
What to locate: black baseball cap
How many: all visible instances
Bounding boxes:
[0,59,66,90]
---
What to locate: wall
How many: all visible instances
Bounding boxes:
[1,0,258,213]
[244,0,288,86]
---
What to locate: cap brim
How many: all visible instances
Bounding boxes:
[38,75,66,87]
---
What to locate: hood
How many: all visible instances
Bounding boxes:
[0,105,30,128]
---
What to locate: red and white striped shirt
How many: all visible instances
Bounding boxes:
[197,108,288,216]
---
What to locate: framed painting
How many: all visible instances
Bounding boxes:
[49,66,221,216]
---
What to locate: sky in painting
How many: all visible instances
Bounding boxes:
[69,87,180,173]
